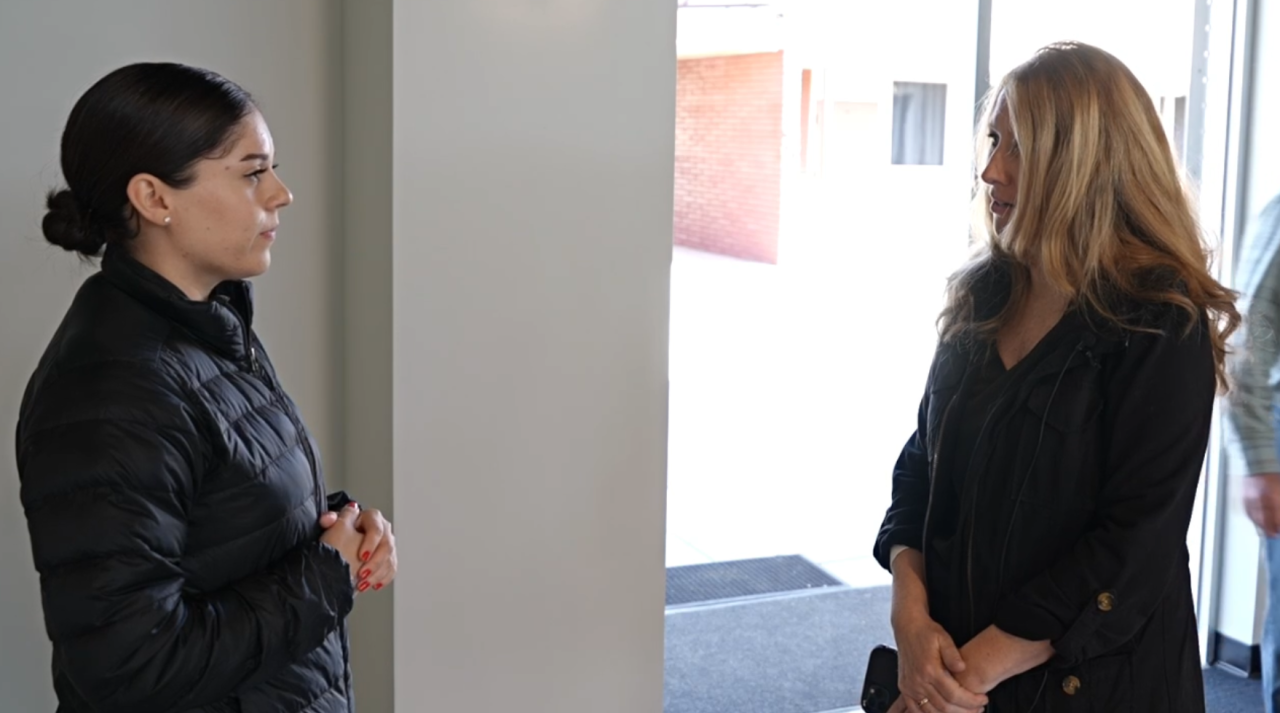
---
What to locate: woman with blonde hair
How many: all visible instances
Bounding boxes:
[874,42,1238,712]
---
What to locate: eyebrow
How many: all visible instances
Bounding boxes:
[239,152,272,163]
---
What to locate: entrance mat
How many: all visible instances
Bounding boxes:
[666,554,844,607]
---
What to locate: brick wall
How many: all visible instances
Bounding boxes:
[674,52,784,264]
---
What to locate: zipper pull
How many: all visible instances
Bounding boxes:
[249,345,262,375]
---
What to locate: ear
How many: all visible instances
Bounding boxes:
[125,173,176,228]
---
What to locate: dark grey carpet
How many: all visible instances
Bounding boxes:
[667,555,844,607]
[664,584,1266,713]
[665,586,891,713]
[1204,666,1263,712]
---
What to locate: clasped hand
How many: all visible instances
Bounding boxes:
[318,502,398,594]
[888,612,989,713]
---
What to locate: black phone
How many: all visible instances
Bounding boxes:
[861,645,900,713]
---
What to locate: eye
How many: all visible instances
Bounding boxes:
[987,132,999,147]
[246,164,280,181]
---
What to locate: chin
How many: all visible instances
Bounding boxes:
[238,251,272,280]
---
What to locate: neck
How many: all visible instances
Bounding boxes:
[1027,264,1070,307]
[127,236,218,302]
[1008,264,1071,325]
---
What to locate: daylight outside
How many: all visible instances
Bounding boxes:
[662,1,1211,712]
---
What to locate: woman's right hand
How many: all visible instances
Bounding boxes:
[319,503,364,583]
[889,612,989,713]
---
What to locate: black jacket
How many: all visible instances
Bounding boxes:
[875,276,1213,712]
[16,248,357,713]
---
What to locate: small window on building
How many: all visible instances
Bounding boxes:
[892,81,947,165]
[1158,94,1189,164]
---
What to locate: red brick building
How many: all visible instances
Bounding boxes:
[674,51,784,264]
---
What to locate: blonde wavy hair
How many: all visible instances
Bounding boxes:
[938,41,1239,390]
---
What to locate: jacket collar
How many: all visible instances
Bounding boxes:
[100,245,255,363]
[1022,309,1127,382]
[952,260,1129,382]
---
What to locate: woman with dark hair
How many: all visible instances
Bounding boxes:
[16,62,395,713]
[874,43,1238,712]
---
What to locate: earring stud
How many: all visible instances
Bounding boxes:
[164,216,172,225]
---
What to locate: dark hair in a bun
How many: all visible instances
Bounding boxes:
[42,62,256,257]
[42,189,106,256]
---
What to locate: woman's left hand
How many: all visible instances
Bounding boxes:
[322,505,397,594]
[354,508,397,593]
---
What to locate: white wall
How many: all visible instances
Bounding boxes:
[1220,0,1280,648]
[387,1,673,711]
[0,1,343,709]
[1244,0,1280,221]
[1218,439,1268,645]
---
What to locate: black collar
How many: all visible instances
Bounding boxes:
[1021,309,1127,383]
[952,260,1130,383]
[100,245,255,363]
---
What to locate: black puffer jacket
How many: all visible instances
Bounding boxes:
[16,247,357,713]
[875,267,1213,711]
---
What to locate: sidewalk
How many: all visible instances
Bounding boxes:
[666,234,963,588]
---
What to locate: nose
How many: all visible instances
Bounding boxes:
[270,172,293,210]
[981,150,1008,187]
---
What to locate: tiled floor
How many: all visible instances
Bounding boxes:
[666,205,969,588]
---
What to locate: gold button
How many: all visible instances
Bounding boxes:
[1097,592,1116,612]
[1062,675,1082,695]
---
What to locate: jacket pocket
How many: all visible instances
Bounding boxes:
[1025,376,1102,433]
[1081,652,1134,712]
[1016,375,1104,510]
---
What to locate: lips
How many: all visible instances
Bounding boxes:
[990,199,1014,217]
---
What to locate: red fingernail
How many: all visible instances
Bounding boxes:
[358,581,370,592]
[375,583,383,591]
[360,569,372,580]
[361,551,371,562]
[347,502,358,509]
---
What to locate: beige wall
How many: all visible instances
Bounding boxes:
[341,0,395,709]
[386,1,673,710]
[0,1,344,709]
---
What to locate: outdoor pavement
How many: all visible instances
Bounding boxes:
[665,186,972,589]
